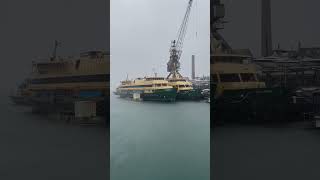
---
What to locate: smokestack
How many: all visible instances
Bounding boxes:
[261,0,273,57]
[191,55,195,80]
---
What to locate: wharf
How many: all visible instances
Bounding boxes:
[28,94,108,126]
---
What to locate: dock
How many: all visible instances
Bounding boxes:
[29,94,108,126]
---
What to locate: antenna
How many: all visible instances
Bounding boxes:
[51,40,61,61]
[298,41,302,50]
[152,68,158,77]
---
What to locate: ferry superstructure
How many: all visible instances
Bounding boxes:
[116,77,177,102]
[11,50,110,117]
[211,1,288,123]
[211,49,289,122]
[167,77,203,100]
[29,51,109,95]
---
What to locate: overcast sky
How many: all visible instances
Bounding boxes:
[110,0,210,89]
[2,0,320,93]
[1,0,108,94]
[221,0,320,57]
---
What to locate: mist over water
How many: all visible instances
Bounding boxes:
[110,94,209,180]
[0,95,108,180]
[212,125,320,180]
[110,0,210,88]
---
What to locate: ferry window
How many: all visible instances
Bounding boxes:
[210,57,215,64]
[38,70,48,74]
[219,74,240,82]
[241,73,256,82]
[75,60,80,70]
[211,74,218,83]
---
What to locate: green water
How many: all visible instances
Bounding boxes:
[110,94,210,180]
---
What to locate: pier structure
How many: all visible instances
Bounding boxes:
[254,46,320,90]
[29,92,108,126]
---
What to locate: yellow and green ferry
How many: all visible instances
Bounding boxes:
[211,1,289,124]
[116,77,177,102]
[11,49,110,117]
[167,77,203,100]
[211,49,289,123]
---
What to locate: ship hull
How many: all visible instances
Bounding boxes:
[176,89,204,100]
[212,87,290,124]
[141,89,177,102]
[9,95,32,106]
[118,88,177,102]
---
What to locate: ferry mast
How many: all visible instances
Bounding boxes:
[167,0,193,79]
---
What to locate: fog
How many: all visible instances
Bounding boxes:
[1,0,109,94]
[111,0,210,89]
[221,0,320,56]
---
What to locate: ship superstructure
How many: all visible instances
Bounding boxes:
[29,51,109,93]
[211,0,289,124]
[116,77,177,102]
[29,50,109,116]
[11,42,110,123]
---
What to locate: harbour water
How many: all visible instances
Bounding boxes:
[110,94,210,180]
[212,124,320,180]
[0,95,108,180]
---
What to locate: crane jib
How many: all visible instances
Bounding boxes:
[167,0,194,75]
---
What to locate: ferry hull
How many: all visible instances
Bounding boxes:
[10,95,32,106]
[142,89,177,102]
[212,87,290,124]
[176,89,203,100]
[118,88,177,102]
